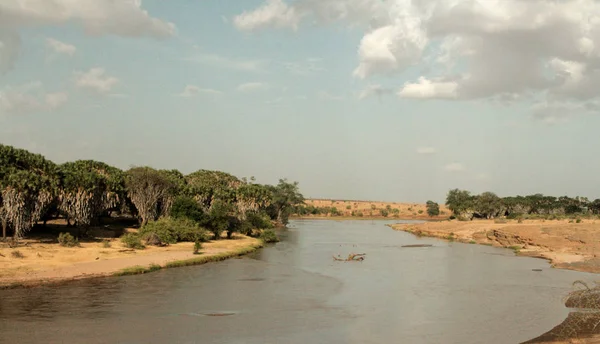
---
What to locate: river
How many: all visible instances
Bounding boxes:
[0,219,596,344]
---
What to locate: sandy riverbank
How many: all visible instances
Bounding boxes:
[391,218,600,274]
[0,234,262,288]
[298,199,449,220]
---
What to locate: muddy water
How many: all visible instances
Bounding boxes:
[0,219,597,344]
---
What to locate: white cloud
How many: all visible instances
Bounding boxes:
[46,38,76,56]
[444,162,466,172]
[0,82,68,115]
[234,0,302,31]
[176,85,222,98]
[45,92,69,109]
[358,84,393,100]
[237,82,268,92]
[183,52,264,72]
[416,147,437,155]
[74,68,119,94]
[398,77,458,99]
[234,0,600,119]
[318,91,344,101]
[0,0,175,74]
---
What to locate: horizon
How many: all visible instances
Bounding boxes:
[3,1,600,203]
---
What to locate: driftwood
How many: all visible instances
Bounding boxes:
[333,253,366,262]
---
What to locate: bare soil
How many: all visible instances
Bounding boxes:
[298,199,449,220]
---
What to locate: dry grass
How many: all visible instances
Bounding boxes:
[299,199,449,220]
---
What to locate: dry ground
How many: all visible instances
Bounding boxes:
[392,218,600,273]
[299,199,449,220]
[0,218,261,287]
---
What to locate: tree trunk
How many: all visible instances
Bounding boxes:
[1,220,6,241]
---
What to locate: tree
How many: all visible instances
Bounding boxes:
[236,183,272,220]
[57,160,125,230]
[185,170,241,210]
[445,189,474,218]
[474,192,503,219]
[267,179,304,225]
[170,195,205,223]
[0,144,59,239]
[426,201,440,217]
[125,167,176,226]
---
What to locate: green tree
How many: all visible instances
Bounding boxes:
[445,189,474,217]
[185,170,241,210]
[474,192,503,219]
[426,201,440,217]
[267,179,304,225]
[125,167,176,226]
[0,144,59,239]
[236,183,272,220]
[170,195,205,223]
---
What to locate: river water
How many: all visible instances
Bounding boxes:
[0,219,597,344]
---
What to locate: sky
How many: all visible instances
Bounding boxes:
[2,0,600,203]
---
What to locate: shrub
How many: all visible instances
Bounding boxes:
[102,240,111,248]
[247,211,273,230]
[139,217,209,244]
[11,250,24,258]
[418,210,424,214]
[346,205,351,210]
[426,201,440,217]
[370,204,376,210]
[380,209,389,217]
[170,195,205,223]
[517,218,523,223]
[576,218,582,223]
[260,229,279,243]
[357,212,364,217]
[121,233,145,249]
[193,241,202,254]
[58,232,79,247]
[386,205,392,211]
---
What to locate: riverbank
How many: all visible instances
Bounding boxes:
[0,234,263,289]
[391,219,600,274]
[296,199,449,220]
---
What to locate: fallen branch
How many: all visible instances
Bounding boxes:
[333,253,366,262]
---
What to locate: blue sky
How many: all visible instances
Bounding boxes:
[2,0,600,203]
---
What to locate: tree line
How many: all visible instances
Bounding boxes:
[0,144,304,240]
[445,189,600,220]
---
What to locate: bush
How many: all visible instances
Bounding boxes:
[247,212,273,230]
[121,233,145,249]
[370,204,376,210]
[357,212,363,217]
[170,196,205,223]
[11,250,24,258]
[576,218,582,223]
[102,240,111,248]
[392,208,400,215]
[260,229,279,243]
[380,209,389,217]
[58,232,79,247]
[346,205,351,210]
[386,205,392,211]
[193,241,202,254]
[418,210,424,214]
[139,217,209,244]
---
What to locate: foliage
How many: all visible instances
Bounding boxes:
[125,167,177,226]
[58,232,79,247]
[380,209,389,217]
[120,233,145,249]
[170,195,205,223]
[204,200,234,240]
[259,229,279,243]
[139,217,209,244]
[185,170,241,210]
[266,179,304,225]
[246,211,273,230]
[193,241,202,254]
[426,201,440,217]
[0,144,59,238]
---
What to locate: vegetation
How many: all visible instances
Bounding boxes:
[121,233,145,249]
[426,201,440,217]
[58,232,79,247]
[0,144,303,244]
[445,188,600,220]
[259,229,279,243]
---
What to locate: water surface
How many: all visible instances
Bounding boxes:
[1,219,596,344]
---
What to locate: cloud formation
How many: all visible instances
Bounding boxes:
[443,162,466,172]
[176,85,222,97]
[237,82,268,92]
[0,82,68,115]
[234,0,600,119]
[46,38,76,56]
[74,68,119,94]
[0,0,175,73]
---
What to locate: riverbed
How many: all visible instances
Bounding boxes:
[0,219,596,344]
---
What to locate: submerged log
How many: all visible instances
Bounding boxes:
[333,253,366,262]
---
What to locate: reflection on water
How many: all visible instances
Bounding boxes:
[0,219,597,344]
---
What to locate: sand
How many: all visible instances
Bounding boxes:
[0,234,262,287]
[392,218,600,273]
[297,199,449,220]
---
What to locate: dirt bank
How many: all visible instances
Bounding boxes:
[296,199,449,220]
[0,234,262,288]
[391,219,600,274]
